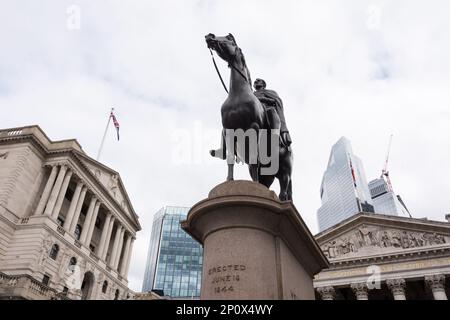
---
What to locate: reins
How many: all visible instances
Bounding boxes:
[209,46,250,94]
[209,48,229,94]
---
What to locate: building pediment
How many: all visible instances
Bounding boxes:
[73,152,137,223]
[316,213,450,261]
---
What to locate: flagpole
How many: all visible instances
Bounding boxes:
[97,108,113,161]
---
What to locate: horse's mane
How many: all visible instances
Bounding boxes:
[237,48,252,89]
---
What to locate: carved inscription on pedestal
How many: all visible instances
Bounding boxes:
[208,264,247,294]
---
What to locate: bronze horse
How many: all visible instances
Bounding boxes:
[205,33,293,201]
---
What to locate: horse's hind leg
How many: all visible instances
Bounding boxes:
[278,173,290,201]
[249,164,258,182]
[287,179,293,201]
[246,122,260,182]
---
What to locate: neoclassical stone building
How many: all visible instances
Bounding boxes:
[0,126,141,300]
[314,212,450,300]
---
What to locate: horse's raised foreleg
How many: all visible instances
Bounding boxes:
[210,129,226,160]
[225,129,235,181]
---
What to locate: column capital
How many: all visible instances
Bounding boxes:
[316,286,335,300]
[71,174,84,185]
[387,278,406,299]
[425,274,446,291]
[350,282,369,300]
[387,278,405,290]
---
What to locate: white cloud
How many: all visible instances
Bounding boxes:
[1,0,450,292]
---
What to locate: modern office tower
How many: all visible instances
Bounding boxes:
[142,206,202,298]
[317,137,374,231]
[368,177,411,217]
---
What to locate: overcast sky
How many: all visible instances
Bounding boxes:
[1,0,450,292]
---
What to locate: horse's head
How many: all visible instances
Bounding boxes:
[205,33,238,64]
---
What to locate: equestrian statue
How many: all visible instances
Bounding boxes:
[205,33,293,201]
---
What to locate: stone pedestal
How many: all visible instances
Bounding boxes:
[181,180,329,300]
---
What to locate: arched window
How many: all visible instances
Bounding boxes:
[114,289,120,300]
[69,257,77,267]
[49,244,59,260]
[102,280,108,293]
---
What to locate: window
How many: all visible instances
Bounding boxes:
[89,245,96,252]
[102,281,108,293]
[114,289,120,300]
[74,225,82,240]
[57,217,64,226]
[62,287,69,295]
[49,244,59,260]
[69,257,77,267]
[42,275,50,286]
[95,216,101,228]
[65,187,74,201]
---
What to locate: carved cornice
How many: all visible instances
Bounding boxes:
[326,246,450,269]
[319,220,449,266]
[317,213,450,243]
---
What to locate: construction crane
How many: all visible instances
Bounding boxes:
[381,134,413,218]
[381,134,394,192]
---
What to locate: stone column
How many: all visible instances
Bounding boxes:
[316,286,336,300]
[113,228,125,270]
[69,186,87,234]
[101,217,116,261]
[44,165,68,216]
[109,225,123,266]
[124,237,135,277]
[97,213,112,257]
[79,196,97,244]
[425,274,448,300]
[120,233,131,275]
[386,278,406,300]
[51,170,73,220]
[34,165,58,216]
[85,202,101,248]
[351,283,369,300]
[63,181,83,230]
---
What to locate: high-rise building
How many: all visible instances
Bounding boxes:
[142,206,202,298]
[369,177,411,217]
[317,137,374,231]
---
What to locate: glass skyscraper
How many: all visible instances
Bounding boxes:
[317,137,374,231]
[368,177,411,217]
[142,206,202,298]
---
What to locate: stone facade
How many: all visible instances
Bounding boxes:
[314,212,450,300]
[0,126,141,300]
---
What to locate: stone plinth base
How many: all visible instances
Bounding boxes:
[181,180,329,300]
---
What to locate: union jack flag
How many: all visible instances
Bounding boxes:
[110,110,120,141]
